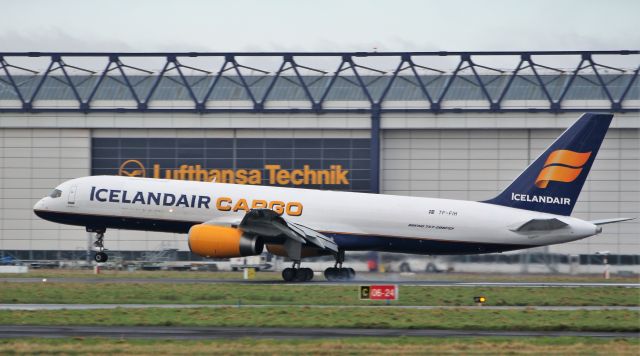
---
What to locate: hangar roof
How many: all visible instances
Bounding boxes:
[0,51,637,112]
[0,74,637,102]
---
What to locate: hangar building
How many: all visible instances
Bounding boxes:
[0,51,638,265]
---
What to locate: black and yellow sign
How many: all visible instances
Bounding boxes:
[92,137,371,192]
[359,286,371,300]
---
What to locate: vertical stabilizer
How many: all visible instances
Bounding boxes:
[484,113,613,216]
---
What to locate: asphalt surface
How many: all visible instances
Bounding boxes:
[2,277,639,287]
[1,303,638,311]
[0,325,637,339]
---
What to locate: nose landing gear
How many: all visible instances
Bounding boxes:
[88,228,108,263]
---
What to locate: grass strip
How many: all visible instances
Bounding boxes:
[0,307,638,332]
[1,282,638,306]
[0,336,639,355]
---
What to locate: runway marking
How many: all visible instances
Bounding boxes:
[0,325,636,339]
[0,304,638,311]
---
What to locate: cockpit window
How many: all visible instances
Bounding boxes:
[49,189,62,198]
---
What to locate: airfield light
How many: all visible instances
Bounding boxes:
[474,296,486,304]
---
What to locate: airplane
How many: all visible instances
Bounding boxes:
[33,113,633,282]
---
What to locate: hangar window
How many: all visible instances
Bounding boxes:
[49,189,62,198]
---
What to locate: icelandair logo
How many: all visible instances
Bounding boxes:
[509,149,591,206]
[118,160,350,185]
[534,149,591,188]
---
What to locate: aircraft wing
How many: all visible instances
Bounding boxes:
[509,218,568,232]
[237,209,339,253]
[201,216,243,227]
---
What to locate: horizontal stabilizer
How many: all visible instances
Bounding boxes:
[510,218,568,232]
[590,217,635,226]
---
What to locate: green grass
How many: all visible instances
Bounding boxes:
[1,282,638,306]
[0,337,639,355]
[0,307,638,332]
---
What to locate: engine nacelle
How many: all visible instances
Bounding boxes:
[188,224,263,258]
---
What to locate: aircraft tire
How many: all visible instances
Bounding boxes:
[347,268,356,280]
[94,252,108,263]
[282,267,296,282]
[293,269,306,282]
[303,268,314,281]
[324,267,337,281]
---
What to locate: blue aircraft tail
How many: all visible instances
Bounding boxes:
[484,113,613,216]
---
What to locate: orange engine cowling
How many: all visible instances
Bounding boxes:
[188,224,263,258]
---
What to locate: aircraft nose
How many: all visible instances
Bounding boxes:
[33,198,46,211]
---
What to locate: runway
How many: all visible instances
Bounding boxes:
[0,325,637,339]
[1,303,638,311]
[2,277,638,288]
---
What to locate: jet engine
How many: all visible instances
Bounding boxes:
[188,224,263,258]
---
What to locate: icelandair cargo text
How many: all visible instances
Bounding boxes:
[89,186,303,216]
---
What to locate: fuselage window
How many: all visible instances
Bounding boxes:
[49,189,62,198]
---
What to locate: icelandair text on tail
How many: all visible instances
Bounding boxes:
[511,192,571,205]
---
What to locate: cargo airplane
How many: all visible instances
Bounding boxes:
[33,113,632,281]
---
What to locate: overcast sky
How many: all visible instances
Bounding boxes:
[0,0,638,70]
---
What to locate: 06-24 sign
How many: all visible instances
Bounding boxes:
[359,285,398,300]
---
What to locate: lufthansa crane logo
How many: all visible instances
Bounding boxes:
[535,150,591,188]
[119,160,146,177]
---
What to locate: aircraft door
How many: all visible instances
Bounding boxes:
[67,185,77,205]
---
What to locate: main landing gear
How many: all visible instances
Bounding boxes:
[278,242,354,283]
[282,261,314,282]
[324,266,355,281]
[324,250,356,281]
[89,228,108,263]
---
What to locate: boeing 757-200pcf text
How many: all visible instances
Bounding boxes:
[33,113,633,281]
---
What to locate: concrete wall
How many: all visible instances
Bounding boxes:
[0,128,90,252]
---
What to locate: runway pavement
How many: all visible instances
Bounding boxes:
[1,277,638,287]
[1,303,638,311]
[0,325,637,339]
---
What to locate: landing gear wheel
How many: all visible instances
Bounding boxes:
[282,267,296,282]
[282,267,314,282]
[94,252,108,263]
[293,269,306,282]
[89,230,108,264]
[302,268,314,282]
[347,268,355,279]
[324,267,337,281]
[324,267,355,281]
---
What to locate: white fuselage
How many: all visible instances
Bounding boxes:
[33,176,600,255]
